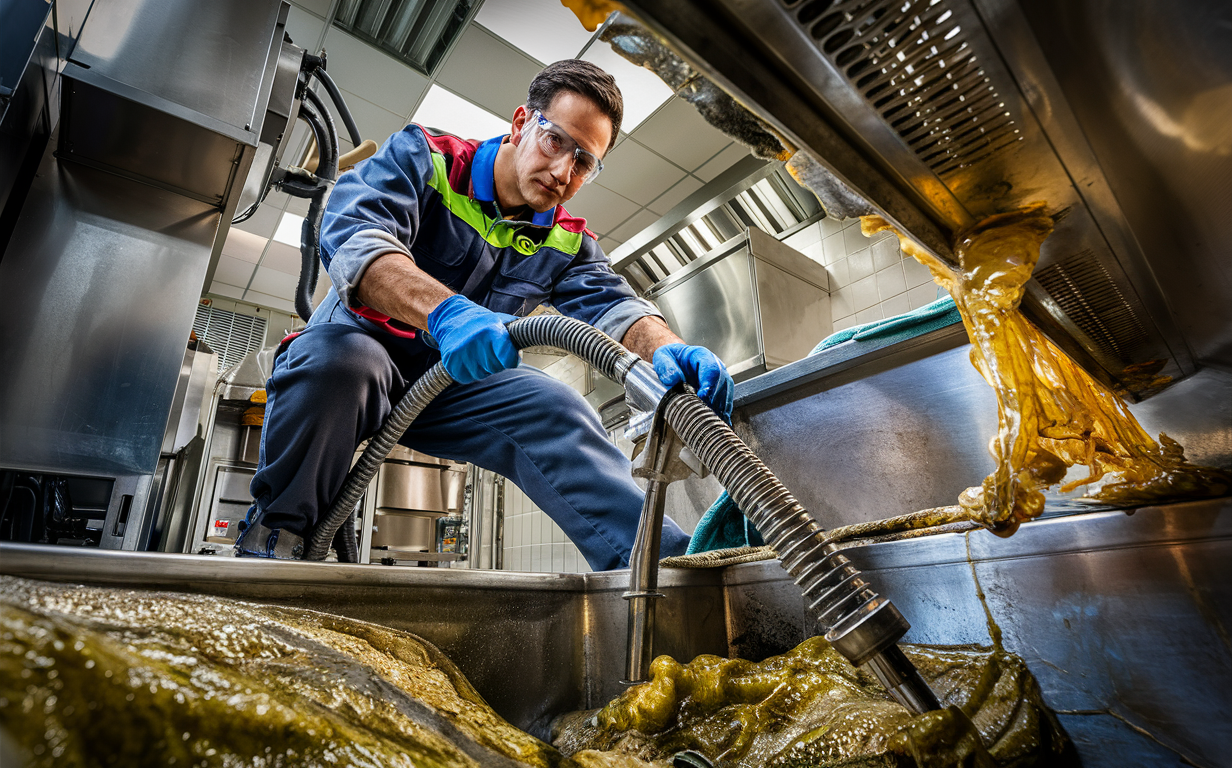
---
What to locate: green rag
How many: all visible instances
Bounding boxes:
[685,492,764,555]
[811,294,958,354]
[685,293,960,555]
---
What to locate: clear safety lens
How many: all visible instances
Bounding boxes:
[531,110,604,183]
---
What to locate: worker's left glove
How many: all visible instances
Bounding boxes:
[653,343,734,423]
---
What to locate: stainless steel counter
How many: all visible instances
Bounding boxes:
[3,497,1227,764]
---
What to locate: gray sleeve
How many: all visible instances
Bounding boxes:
[591,297,665,344]
[327,228,413,307]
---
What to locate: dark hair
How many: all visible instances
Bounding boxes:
[527,60,623,152]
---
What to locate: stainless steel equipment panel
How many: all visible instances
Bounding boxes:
[655,248,761,372]
[372,512,438,552]
[649,227,831,379]
[67,0,286,134]
[0,159,220,478]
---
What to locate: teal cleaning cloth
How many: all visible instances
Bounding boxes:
[811,294,959,354]
[685,294,961,555]
[685,491,764,555]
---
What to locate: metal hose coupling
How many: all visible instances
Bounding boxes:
[660,392,941,714]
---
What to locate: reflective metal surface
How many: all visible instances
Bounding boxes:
[0,0,57,227]
[371,511,439,552]
[0,158,220,479]
[1,0,298,552]
[724,498,1232,767]
[2,497,1224,762]
[376,462,447,512]
[1004,0,1232,369]
[623,412,701,683]
[722,331,1232,532]
[68,0,285,134]
[649,227,831,380]
[623,0,1214,395]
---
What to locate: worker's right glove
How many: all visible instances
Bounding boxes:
[426,295,520,384]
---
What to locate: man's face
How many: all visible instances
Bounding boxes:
[508,91,612,213]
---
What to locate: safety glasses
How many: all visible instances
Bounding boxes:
[527,109,605,184]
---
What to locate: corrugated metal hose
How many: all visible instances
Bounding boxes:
[304,315,939,712]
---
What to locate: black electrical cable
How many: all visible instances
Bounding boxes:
[312,68,364,147]
[285,97,337,324]
[300,87,339,182]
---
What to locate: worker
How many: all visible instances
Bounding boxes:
[235,60,734,569]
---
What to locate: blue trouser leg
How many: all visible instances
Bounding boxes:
[250,318,690,570]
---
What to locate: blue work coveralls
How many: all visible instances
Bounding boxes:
[248,125,690,570]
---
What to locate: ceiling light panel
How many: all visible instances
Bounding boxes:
[581,43,673,131]
[411,84,511,140]
[333,0,472,76]
[474,0,595,65]
[273,213,306,247]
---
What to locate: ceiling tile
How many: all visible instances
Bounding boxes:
[208,282,246,300]
[608,208,661,243]
[284,194,312,217]
[262,241,303,276]
[411,84,509,141]
[246,290,297,314]
[250,266,299,298]
[581,44,673,131]
[233,203,282,239]
[285,5,325,52]
[474,0,595,65]
[563,184,640,234]
[222,227,270,263]
[290,0,330,18]
[694,142,752,182]
[214,254,257,287]
[319,29,428,118]
[330,89,408,145]
[436,25,542,121]
[632,97,733,173]
[594,140,686,205]
[262,189,291,211]
[597,236,622,254]
[647,174,704,216]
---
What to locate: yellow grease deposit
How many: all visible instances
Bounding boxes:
[0,576,646,768]
[863,206,1230,532]
[554,635,1072,768]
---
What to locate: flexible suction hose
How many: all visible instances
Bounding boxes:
[302,316,939,711]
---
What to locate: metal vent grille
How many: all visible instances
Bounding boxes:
[1035,251,1151,363]
[192,304,268,374]
[333,0,472,76]
[619,170,820,293]
[781,0,1021,175]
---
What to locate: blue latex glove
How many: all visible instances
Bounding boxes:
[653,343,734,422]
[426,295,520,384]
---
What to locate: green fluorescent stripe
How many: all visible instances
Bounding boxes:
[426,152,584,257]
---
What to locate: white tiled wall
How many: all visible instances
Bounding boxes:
[501,480,591,573]
[780,217,945,334]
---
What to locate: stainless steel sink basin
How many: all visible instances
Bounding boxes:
[3,497,1228,765]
